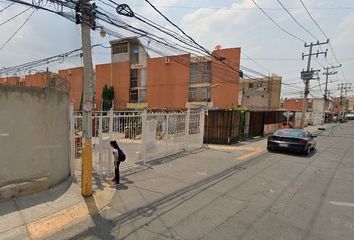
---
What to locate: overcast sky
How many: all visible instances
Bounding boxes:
[0,0,353,98]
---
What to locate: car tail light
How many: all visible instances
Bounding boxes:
[268,136,275,141]
[297,139,308,144]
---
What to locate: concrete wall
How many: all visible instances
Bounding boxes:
[0,85,70,190]
[239,76,282,110]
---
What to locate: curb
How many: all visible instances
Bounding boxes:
[0,177,49,203]
[25,182,115,240]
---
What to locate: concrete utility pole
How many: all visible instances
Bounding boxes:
[338,83,352,113]
[76,0,96,197]
[322,64,341,123]
[300,40,328,129]
[323,65,341,100]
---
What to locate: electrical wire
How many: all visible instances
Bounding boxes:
[0,2,14,13]
[140,0,258,79]
[298,0,347,82]
[0,6,31,27]
[276,0,318,41]
[127,4,354,12]
[5,0,76,24]
[250,0,305,43]
[0,8,35,51]
[143,0,212,56]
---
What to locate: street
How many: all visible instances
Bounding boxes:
[48,122,354,240]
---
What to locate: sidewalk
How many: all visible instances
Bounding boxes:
[0,122,338,240]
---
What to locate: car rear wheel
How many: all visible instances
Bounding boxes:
[304,145,311,155]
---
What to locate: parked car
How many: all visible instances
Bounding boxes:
[267,129,317,155]
[346,113,354,120]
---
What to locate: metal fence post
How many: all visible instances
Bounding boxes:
[185,108,190,151]
[69,104,75,176]
[141,109,148,165]
[108,109,113,173]
[199,109,205,147]
[98,114,103,173]
[165,114,169,156]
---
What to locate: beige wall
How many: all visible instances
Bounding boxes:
[240,76,282,109]
[0,86,70,188]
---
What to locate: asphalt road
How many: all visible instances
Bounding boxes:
[50,122,354,240]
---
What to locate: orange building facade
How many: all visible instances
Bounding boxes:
[2,38,241,111]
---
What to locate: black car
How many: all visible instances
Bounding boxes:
[267,129,317,155]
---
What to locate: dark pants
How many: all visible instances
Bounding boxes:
[114,161,120,183]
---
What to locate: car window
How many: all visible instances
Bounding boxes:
[274,130,306,138]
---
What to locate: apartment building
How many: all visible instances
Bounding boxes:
[59,37,241,110]
[239,75,282,110]
[2,37,241,111]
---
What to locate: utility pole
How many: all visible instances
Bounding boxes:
[323,65,341,99]
[300,40,329,129]
[338,83,352,113]
[322,64,341,123]
[76,0,96,197]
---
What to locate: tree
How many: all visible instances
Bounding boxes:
[101,84,115,111]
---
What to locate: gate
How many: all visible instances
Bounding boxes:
[70,108,205,177]
[249,111,264,138]
[204,110,240,144]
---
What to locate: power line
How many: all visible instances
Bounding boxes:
[128,4,354,11]
[276,0,318,41]
[298,0,347,82]
[241,53,271,74]
[140,0,254,78]
[298,0,327,39]
[143,0,212,57]
[0,44,111,76]
[5,0,76,23]
[250,0,305,43]
[0,6,31,27]
[0,2,14,13]
[0,8,35,51]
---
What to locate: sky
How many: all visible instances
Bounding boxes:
[0,0,353,98]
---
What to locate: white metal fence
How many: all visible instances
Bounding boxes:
[70,108,205,177]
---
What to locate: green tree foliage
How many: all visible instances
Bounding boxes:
[101,84,115,111]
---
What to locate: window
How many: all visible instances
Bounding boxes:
[189,88,196,101]
[249,83,254,89]
[112,42,128,54]
[190,62,211,84]
[130,69,138,88]
[201,87,210,101]
[139,89,147,102]
[190,63,198,84]
[130,89,138,102]
[202,62,211,83]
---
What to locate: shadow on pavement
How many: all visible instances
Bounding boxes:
[267,148,318,158]
[67,151,270,240]
[0,177,72,217]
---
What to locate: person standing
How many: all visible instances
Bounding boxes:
[110,140,120,185]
